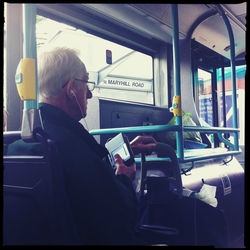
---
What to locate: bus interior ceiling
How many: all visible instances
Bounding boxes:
[35,4,246,62]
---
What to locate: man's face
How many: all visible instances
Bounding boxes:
[73,73,93,119]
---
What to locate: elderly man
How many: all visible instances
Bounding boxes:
[8,47,156,245]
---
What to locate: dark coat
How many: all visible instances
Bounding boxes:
[7,103,140,245]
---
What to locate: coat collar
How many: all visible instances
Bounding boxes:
[39,103,109,159]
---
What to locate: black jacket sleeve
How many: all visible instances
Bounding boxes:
[56,136,139,245]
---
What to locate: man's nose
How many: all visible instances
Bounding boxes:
[87,88,93,99]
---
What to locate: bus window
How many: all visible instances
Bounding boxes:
[217,65,246,146]
[196,65,245,149]
[36,15,153,105]
[197,68,213,127]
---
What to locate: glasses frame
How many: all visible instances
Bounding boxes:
[74,78,95,91]
[62,78,95,91]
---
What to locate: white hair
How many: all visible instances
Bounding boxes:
[37,47,86,100]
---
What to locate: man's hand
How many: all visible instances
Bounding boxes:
[130,136,157,155]
[114,154,136,180]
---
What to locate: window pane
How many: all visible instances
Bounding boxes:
[217,65,246,145]
[36,15,153,104]
[197,69,213,126]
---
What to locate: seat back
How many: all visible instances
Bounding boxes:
[3,130,81,245]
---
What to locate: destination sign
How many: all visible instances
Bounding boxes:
[98,76,152,92]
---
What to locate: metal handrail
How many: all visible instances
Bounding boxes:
[90,124,239,135]
[90,124,240,163]
[216,4,239,151]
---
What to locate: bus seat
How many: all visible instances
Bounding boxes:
[3,131,21,155]
[135,143,182,245]
[136,143,231,247]
[182,158,244,247]
[3,131,22,145]
[3,129,82,245]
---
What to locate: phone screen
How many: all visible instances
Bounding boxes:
[105,133,134,167]
[111,143,130,161]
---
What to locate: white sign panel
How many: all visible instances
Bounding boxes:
[98,76,153,92]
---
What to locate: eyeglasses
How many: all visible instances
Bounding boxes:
[62,78,95,91]
[74,78,95,91]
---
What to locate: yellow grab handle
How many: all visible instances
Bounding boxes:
[172,95,182,116]
[15,58,36,100]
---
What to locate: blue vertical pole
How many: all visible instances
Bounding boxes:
[20,4,42,140]
[217,5,239,151]
[171,4,184,160]
[23,4,38,110]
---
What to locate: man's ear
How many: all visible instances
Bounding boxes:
[65,79,75,99]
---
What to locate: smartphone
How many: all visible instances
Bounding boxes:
[105,133,135,167]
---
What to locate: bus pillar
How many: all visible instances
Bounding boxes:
[171,4,184,160]
[16,4,43,141]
